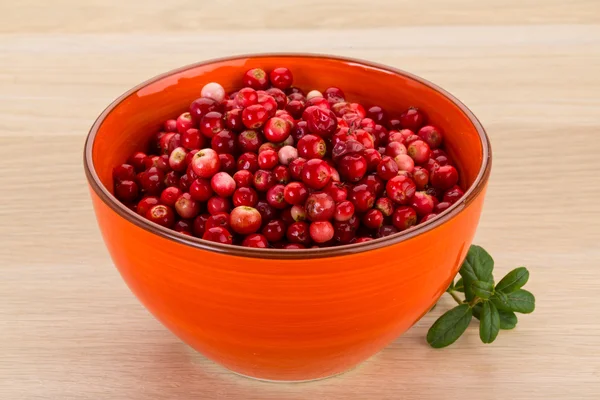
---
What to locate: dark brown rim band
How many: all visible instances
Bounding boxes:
[84,53,492,260]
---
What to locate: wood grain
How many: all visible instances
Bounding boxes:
[1,1,600,398]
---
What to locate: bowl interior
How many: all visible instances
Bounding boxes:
[91,55,483,193]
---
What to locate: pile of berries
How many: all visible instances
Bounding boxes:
[112,67,464,248]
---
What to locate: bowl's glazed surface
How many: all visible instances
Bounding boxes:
[85,54,491,381]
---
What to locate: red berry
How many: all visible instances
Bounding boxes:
[309,221,334,243]
[139,168,165,196]
[430,165,459,191]
[305,192,335,221]
[374,197,393,217]
[233,170,253,188]
[160,186,183,207]
[410,192,435,216]
[412,166,429,190]
[372,124,388,147]
[188,178,213,202]
[324,181,348,202]
[192,214,210,237]
[144,154,170,171]
[387,118,402,131]
[174,220,192,234]
[405,134,420,146]
[286,221,311,245]
[377,156,399,180]
[242,233,269,248]
[224,109,244,133]
[178,173,192,192]
[181,128,205,150]
[230,206,262,235]
[267,88,288,109]
[164,119,177,132]
[331,139,364,162]
[297,134,327,160]
[399,107,426,131]
[301,159,331,189]
[164,171,180,188]
[128,152,147,172]
[285,99,305,119]
[243,68,269,90]
[253,169,275,192]
[145,204,175,228]
[283,181,308,205]
[206,212,231,231]
[218,154,236,174]
[136,196,160,216]
[443,185,465,204]
[266,184,287,209]
[237,152,259,173]
[270,67,293,90]
[235,87,258,108]
[334,200,355,222]
[191,148,220,178]
[348,184,375,212]
[386,175,416,205]
[203,226,233,244]
[363,148,382,171]
[256,200,278,223]
[435,201,452,213]
[421,213,438,223]
[362,209,384,229]
[232,187,259,207]
[258,149,278,169]
[418,125,444,149]
[262,117,291,143]
[392,206,417,231]
[292,120,309,141]
[358,174,384,197]
[262,219,286,242]
[289,157,306,181]
[303,106,337,137]
[242,104,268,129]
[377,224,399,238]
[176,112,195,134]
[366,105,388,125]
[174,193,201,219]
[324,87,345,104]
[237,130,263,153]
[273,165,291,184]
[199,111,224,139]
[338,153,367,183]
[113,164,136,183]
[258,93,278,117]
[211,130,236,154]
[207,196,231,215]
[168,147,188,172]
[333,215,359,244]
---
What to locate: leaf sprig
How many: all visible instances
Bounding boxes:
[427,245,535,348]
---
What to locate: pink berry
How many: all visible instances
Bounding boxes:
[305,192,335,222]
[386,175,416,205]
[270,67,293,90]
[290,205,307,222]
[407,140,431,165]
[412,166,429,190]
[201,82,225,103]
[210,172,236,197]
[278,145,298,166]
[230,206,262,235]
[392,206,417,231]
[191,148,220,178]
[145,204,175,228]
[309,221,334,243]
[395,154,415,172]
[174,193,201,219]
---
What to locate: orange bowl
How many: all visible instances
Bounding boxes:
[84,54,491,381]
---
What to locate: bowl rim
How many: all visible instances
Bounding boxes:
[84,53,491,260]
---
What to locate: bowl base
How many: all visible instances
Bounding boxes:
[226,364,359,383]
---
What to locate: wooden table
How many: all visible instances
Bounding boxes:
[2,1,600,399]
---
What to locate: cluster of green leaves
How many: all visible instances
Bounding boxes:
[426,245,535,348]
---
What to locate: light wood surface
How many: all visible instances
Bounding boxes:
[1,1,600,399]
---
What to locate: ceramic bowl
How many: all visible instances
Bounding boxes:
[84,54,491,381]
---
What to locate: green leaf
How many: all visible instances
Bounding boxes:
[460,245,494,301]
[496,267,529,294]
[455,277,464,292]
[498,310,518,330]
[491,289,535,314]
[427,304,473,348]
[471,280,495,300]
[479,301,500,343]
[472,303,483,320]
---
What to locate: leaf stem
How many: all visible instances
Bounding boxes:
[468,296,482,307]
[448,290,464,305]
